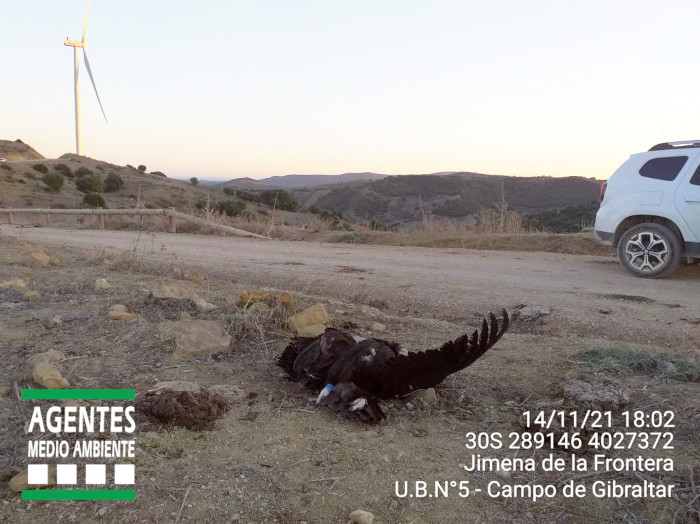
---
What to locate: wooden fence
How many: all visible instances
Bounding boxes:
[0,208,268,239]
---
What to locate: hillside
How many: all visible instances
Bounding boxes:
[0,139,44,161]
[302,173,602,226]
[218,172,387,190]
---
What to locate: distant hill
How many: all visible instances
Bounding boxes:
[299,172,602,226]
[217,172,387,190]
[0,139,44,161]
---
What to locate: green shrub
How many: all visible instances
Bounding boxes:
[217,200,246,217]
[339,232,366,244]
[104,174,125,193]
[190,177,199,186]
[75,167,93,177]
[54,163,73,178]
[223,187,236,196]
[76,173,104,193]
[32,163,48,174]
[42,173,64,192]
[138,165,147,172]
[82,193,106,208]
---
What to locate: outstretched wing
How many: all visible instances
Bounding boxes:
[352,310,509,398]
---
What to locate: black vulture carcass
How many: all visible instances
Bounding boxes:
[277,309,509,422]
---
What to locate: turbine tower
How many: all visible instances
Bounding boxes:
[64,0,107,156]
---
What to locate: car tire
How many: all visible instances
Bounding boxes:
[617,222,682,278]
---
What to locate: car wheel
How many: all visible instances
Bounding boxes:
[618,223,682,278]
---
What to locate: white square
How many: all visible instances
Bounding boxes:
[114,464,135,485]
[85,464,106,485]
[27,464,48,485]
[56,464,77,485]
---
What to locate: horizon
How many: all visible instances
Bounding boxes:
[3,1,699,180]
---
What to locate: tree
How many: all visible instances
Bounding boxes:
[82,193,106,208]
[190,177,199,186]
[42,173,64,192]
[104,174,125,193]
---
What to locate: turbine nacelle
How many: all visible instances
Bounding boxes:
[64,38,84,48]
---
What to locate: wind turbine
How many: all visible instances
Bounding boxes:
[64,0,107,156]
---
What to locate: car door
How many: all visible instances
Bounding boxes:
[675,161,700,241]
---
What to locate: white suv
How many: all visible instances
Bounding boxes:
[595,140,700,278]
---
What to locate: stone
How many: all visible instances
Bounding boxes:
[33,361,70,389]
[409,388,437,405]
[9,468,56,492]
[0,278,25,290]
[171,320,232,359]
[371,322,386,333]
[179,311,192,321]
[48,256,61,266]
[287,304,329,336]
[94,278,111,289]
[0,385,11,397]
[148,381,246,405]
[29,252,51,267]
[152,282,196,300]
[236,290,293,308]
[192,297,219,312]
[30,350,64,366]
[103,250,137,266]
[516,304,550,321]
[108,304,138,321]
[349,510,374,524]
[561,380,629,411]
[22,290,40,301]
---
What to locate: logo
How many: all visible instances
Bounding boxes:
[21,388,136,501]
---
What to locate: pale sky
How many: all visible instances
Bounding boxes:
[2,1,699,180]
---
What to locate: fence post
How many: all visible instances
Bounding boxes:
[7,212,14,225]
[168,214,177,233]
[44,214,51,227]
[97,214,105,230]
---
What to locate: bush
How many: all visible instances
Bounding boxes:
[76,173,104,193]
[0,164,12,171]
[190,177,199,186]
[32,163,48,174]
[82,193,106,208]
[223,187,236,196]
[339,233,366,244]
[54,163,73,178]
[42,173,64,192]
[104,174,125,193]
[151,171,166,177]
[138,165,147,172]
[217,200,246,217]
[75,167,93,177]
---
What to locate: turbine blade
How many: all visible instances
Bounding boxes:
[82,48,107,122]
[82,0,92,42]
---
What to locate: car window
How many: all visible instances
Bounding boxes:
[691,164,700,186]
[639,156,688,181]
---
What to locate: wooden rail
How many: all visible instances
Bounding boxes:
[0,208,268,239]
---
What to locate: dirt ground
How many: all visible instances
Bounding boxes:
[0,227,698,524]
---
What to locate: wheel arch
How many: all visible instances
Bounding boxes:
[613,215,684,248]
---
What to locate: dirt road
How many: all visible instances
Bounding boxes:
[3,225,699,349]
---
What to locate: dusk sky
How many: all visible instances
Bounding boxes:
[2,1,699,180]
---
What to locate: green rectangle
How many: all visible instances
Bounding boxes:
[22,490,135,501]
[21,389,136,400]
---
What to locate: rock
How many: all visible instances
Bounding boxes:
[170,320,232,359]
[409,388,437,405]
[148,381,246,405]
[49,315,63,326]
[236,290,293,308]
[9,468,56,492]
[22,290,40,301]
[0,278,25,290]
[152,282,196,300]
[0,385,11,397]
[349,510,374,524]
[29,252,51,267]
[246,302,271,314]
[371,322,386,333]
[561,380,630,411]
[108,304,138,321]
[207,384,247,404]
[179,311,192,321]
[94,278,111,289]
[192,297,219,312]
[288,304,329,336]
[516,304,551,321]
[48,256,61,266]
[30,350,64,366]
[360,305,383,318]
[599,308,612,314]
[103,250,137,267]
[32,361,70,389]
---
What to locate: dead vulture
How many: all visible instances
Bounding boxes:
[277,309,509,422]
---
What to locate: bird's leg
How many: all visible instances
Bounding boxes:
[316,384,334,404]
[349,397,368,411]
